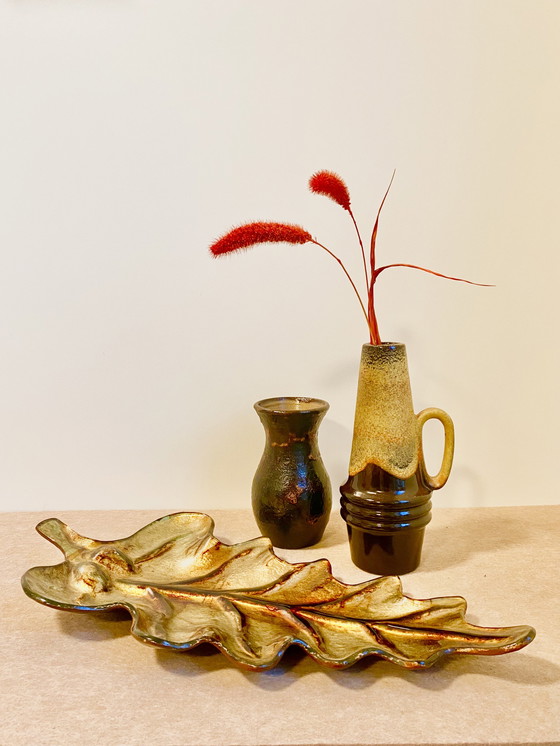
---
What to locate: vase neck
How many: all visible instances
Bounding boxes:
[349,343,419,479]
[255,397,328,442]
[257,409,326,442]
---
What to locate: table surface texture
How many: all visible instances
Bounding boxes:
[2,505,559,746]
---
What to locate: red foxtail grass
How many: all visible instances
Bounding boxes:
[309,171,351,211]
[210,174,492,344]
[210,221,370,327]
[210,222,311,255]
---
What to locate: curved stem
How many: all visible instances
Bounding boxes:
[369,171,395,277]
[348,209,369,295]
[368,284,381,344]
[310,239,372,337]
[367,171,396,346]
[374,263,494,286]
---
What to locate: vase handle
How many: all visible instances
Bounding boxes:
[416,408,455,490]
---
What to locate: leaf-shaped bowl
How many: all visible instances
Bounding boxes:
[22,512,535,670]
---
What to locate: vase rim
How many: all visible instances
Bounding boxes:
[255,396,329,415]
[362,341,405,349]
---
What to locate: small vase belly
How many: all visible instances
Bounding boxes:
[252,397,331,549]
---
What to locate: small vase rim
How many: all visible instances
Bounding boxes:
[254,396,329,415]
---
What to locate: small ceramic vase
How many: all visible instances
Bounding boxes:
[340,343,454,574]
[252,397,331,549]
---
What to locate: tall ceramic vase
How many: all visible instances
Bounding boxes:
[252,396,331,549]
[340,343,454,575]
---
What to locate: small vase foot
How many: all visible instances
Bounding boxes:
[254,519,328,550]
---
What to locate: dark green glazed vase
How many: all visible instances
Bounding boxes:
[252,397,332,549]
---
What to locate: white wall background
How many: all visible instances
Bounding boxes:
[1,0,558,512]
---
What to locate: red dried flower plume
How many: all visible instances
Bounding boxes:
[210,172,491,346]
[309,170,351,211]
[210,221,312,256]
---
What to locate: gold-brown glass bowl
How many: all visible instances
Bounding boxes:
[22,512,535,671]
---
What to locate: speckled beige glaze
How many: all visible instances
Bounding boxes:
[349,343,419,478]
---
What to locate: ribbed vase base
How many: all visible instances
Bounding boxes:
[340,489,432,575]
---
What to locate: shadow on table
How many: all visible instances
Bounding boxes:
[55,608,558,692]
[421,510,532,572]
[57,608,132,641]
[218,518,346,552]
[154,645,560,692]
[301,519,346,550]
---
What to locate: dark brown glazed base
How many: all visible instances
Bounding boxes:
[340,463,432,575]
[345,524,425,575]
[253,507,329,549]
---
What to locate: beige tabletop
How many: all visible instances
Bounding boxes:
[3,506,559,746]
